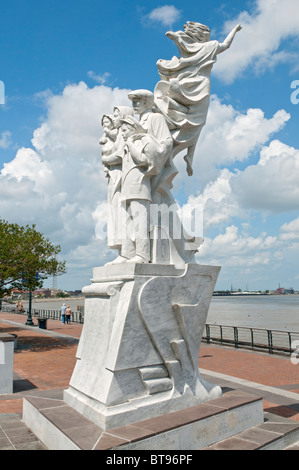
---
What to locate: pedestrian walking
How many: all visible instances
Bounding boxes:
[76,305,82,323]
[60,303,67,324]
[65,305,72,325]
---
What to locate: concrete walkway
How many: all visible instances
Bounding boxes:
[0,311,298,450]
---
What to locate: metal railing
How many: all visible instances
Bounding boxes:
[1,306,84,324]
[203,324,299,356]
[34,309,84,324]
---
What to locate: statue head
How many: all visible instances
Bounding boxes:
[120,116,146,141]
[113,106,133,128]
[101,114,114,129]
[183,21,210,42]
[128,89,155,116]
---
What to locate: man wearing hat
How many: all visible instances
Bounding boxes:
[126,91,173,262]
[127,89,172,165]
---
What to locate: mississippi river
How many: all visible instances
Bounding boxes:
[207,295,299,332]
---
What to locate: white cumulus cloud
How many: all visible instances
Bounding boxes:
[0,131,12,149]
[231,139,299,212]
[172,95,290,192]
[0,82,131,287]
[280,217,299,241]
[198,224,277,268]
[87,71,111,85]
[1,78,297,290]
[214,0,299,82]
[146,5,182,28]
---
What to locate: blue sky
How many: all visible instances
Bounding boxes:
[1,0,299,291]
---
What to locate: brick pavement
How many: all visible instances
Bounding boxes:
[0,311,298,449]
[199,345,299,423]
[199,345,299,389]
[0,313,79,413]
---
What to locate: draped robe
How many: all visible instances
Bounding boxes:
[154,35,219,159]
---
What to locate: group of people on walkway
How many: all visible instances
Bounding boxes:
[60,303,72,325]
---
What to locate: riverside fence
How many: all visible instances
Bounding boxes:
[1,305,84,324]
[203,323,299,357]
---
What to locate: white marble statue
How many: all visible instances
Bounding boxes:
[63,20,242,432]
[100,22,241,266]
[104,90,174,265]
[154,21,242,176]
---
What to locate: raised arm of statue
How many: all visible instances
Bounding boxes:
[154,21,242,177]
[216,24,242,54]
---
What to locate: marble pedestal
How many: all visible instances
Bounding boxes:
[0,333,15,395]
[64,262,222,430]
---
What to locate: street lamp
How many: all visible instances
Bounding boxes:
[23,272,39,326]
[25,290,34,326]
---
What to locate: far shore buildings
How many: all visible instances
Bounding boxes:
[214,286,297,296]
[10,288,52,299]
[276,286,295,294]
[9,288,83,300]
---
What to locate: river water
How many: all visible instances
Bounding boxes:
[7,294,299,333]
[207,295,299,332]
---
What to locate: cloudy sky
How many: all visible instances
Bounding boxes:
[1,0,299,291]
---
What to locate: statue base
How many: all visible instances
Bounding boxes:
[23,389,265,450]
[63,262,222,430]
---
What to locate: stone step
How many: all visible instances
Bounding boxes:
[204,412,299,450]
[138,365,169,380]
[23,389,265,450]
[143,377,173,394]
[138,365,173,394]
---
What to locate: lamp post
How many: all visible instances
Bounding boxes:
[25,290,34,326]
[24,272,38,326]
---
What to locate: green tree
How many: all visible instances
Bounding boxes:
[0,219,66,298]
[55,291,68,298]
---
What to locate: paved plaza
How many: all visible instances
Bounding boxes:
[0,311,298,450]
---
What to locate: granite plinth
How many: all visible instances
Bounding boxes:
[23,390,265,450]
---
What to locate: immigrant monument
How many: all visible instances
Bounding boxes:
[63,21,242,431]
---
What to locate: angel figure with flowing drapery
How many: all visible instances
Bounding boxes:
[154,22,242,176]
